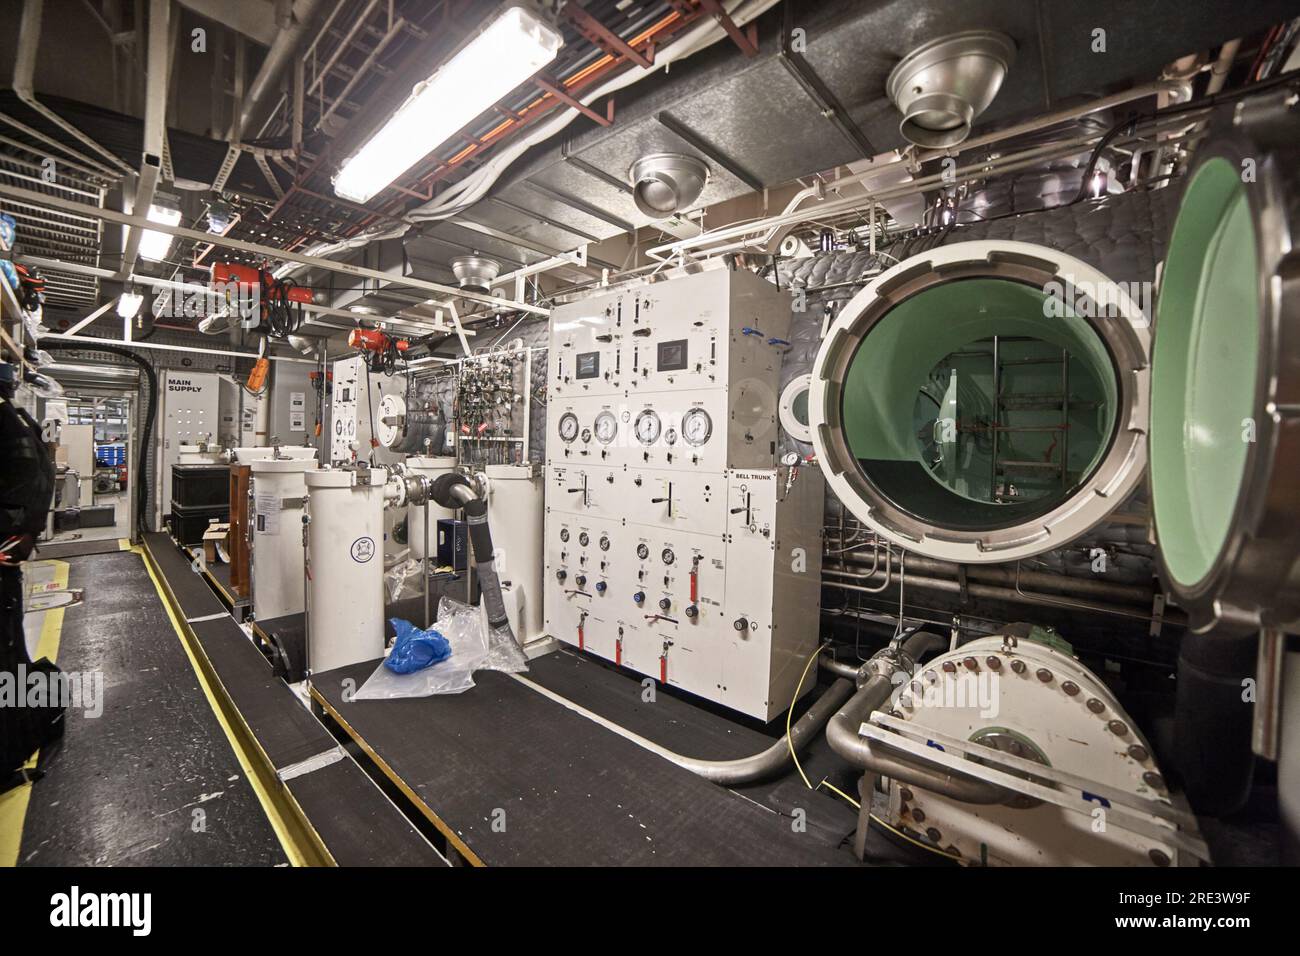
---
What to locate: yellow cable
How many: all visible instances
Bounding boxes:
[785,642,955,862]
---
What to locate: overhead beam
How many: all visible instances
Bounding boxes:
[522,181,635,234]
[655,111,762,193]
[561,3,654,69]
[695,0,759,57]
[62,298,117,336]
[117,0,172,279]
[532,75,614,128]
[39,332,315,363]
[0,183,549,316]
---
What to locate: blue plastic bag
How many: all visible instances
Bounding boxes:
[384,618,451,674]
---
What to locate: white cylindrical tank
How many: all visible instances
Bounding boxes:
[177,445,224,465]
[482,464,544,644]
[233,445,317,462]
[304,469,386,674]
[249,457,319,622]
[406,456,457,560]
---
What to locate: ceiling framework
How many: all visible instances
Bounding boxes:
[0,0,1295,344]
[0,154,105,308]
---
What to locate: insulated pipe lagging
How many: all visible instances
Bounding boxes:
[825,631,1014,805]
[1174,628,1257,816]
[429,473,519,648]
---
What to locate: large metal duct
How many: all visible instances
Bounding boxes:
[237,0,328,140]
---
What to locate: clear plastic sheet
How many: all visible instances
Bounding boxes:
[383,557,423,602]
[352,597,526,699]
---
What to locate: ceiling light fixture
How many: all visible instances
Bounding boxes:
[116,290,144,320]
[138,193,183,262]
[332,6,562,204]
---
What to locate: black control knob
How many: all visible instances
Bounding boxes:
[685,605,699,619]
[555,569,567,582]
[633,591,645,604]
[733,617,749,632]
[658,597,671,611]
[575,574,587,588]
[595,581,607,594]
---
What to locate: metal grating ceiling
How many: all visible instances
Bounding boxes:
[0,156,104,308]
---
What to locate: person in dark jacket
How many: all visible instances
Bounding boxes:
[0,361,57,791]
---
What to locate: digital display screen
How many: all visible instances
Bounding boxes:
[657,339,688,371]
[576,351,600,379]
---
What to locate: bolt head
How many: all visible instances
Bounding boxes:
[899,788,913,802]
[1142,771,1165,790]
[1061,680,1079,696]
[985,656,1001,670]
[1107,719,1129,737]
[1127,743,1150,762]
[962,656,979,671]
[911,808,926,823]
[1087,697,1105,714]
[926,827,942,843]
[941,660,957,673]
[1149,848,1171,867]
[1010,659,1027,674]
[1036,667,1053,683]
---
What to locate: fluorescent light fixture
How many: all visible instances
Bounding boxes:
[138,194,183,262]
[333,6,562,204]
[117,291,144,319]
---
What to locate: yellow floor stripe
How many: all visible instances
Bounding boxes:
[132,545,317,867]
[0,559,70,867]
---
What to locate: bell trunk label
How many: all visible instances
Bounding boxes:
[350,536,376,563]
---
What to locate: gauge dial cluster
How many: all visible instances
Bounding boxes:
[543,268,819,721]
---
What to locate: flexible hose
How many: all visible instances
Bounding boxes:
[428,472,520,652]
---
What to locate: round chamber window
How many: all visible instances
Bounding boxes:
[810,240,1150,564]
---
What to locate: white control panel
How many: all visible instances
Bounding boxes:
[159,370,219,520]
[329,356,369,464]
[544,269,823,721]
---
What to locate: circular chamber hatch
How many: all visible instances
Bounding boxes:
[779,374,813,443]
[809,240,1151,564]
[1148,94,1300,628]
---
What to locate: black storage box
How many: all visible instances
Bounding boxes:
[170,502,228,546]
[436,518,468,571]
[171,463,230,510]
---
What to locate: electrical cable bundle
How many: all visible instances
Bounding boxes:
[260,271,304,338]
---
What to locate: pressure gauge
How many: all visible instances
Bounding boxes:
[594,410,618,444]
[634,409,662,445]
[599,534,611,551]
[662,548,675,565]
[637,543,650,560]
[559,412,579,443]
[559,528,570,542]
[578,531,589,546]
[664,428,678,446]
[581,427,592,443]
[682,408,712,446]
